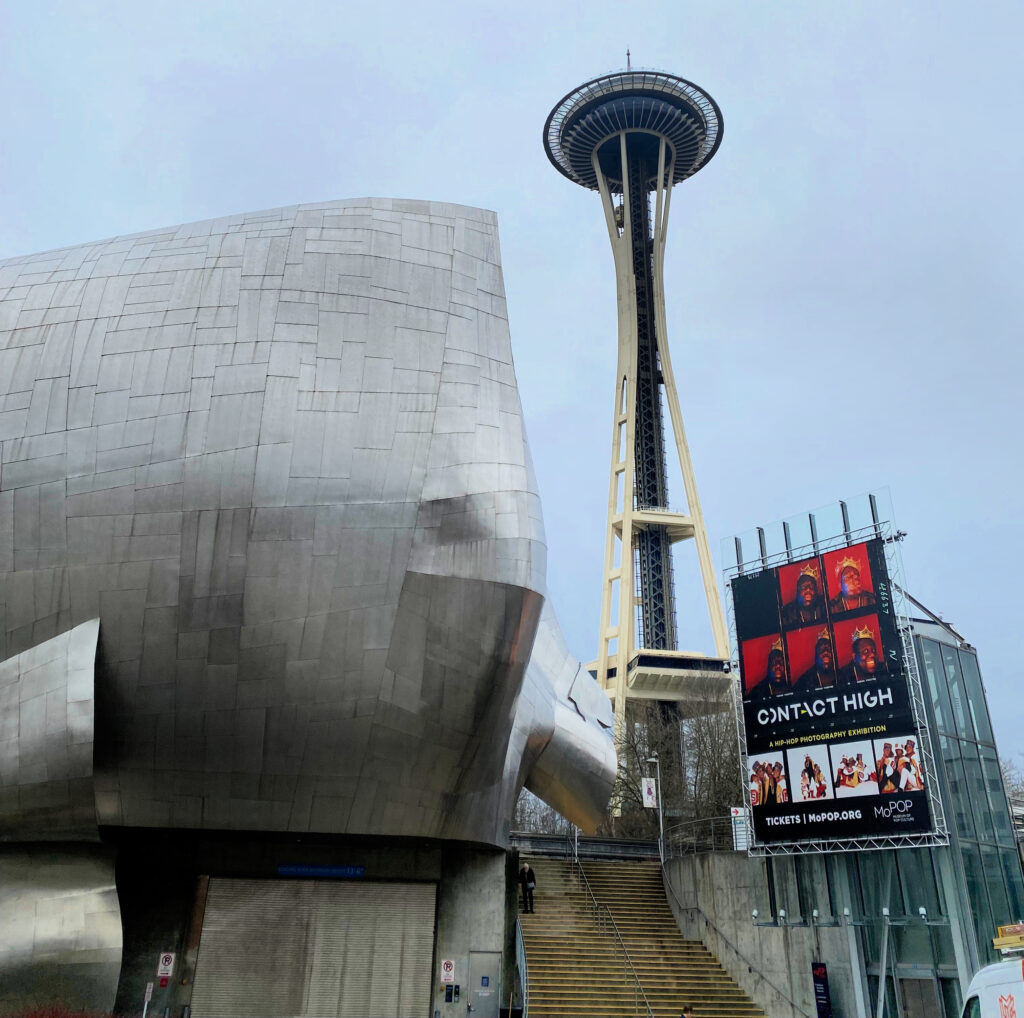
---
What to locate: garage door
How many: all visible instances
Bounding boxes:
[189,878,436,1018]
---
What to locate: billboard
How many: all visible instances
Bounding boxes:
[733,537,933,846]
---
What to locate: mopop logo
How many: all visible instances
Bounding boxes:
[874,799,914,818]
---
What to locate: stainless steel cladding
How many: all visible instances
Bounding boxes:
[0,198,615,848]
[0,619,100,841]
[0,845,122,1015]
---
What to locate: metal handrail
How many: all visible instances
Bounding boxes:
[567,830,654,1018]
[514,915,529,1018]
[660,859,814,1018]
[663,814,737,858]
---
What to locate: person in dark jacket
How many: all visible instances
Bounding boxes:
[519,862,537,913]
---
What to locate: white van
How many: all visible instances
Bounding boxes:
[961,959,1024,1017]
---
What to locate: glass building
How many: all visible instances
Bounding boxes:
[912,604,1024,961]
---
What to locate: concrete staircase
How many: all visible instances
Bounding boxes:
[519,857,764,1018]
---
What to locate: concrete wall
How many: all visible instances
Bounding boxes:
[432,845,510,1018]
[665,851,867,1018]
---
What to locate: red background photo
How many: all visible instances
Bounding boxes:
[822,542,875,604]
[741,632,787,695]
[785,625,830,681]
[777,556,825,606]
[832,613,884,672]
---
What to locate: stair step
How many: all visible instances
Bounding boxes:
[519,858,765,1018]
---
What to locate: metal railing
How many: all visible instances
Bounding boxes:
[663,815,738,857]
[514,915,528,1018]
[510,831,660,860]
[660,845,814,1018]
[565,831,654,1018]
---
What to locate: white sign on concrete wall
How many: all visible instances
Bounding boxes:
[441,959,455,983]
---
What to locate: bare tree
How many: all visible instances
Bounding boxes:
[597,697,743,838]
[513,788,574,835]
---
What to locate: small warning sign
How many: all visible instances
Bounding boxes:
[441,959,455,984]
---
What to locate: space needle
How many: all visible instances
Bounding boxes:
[544,66,732,733]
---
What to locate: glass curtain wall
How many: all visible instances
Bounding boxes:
[915,632,1024,963]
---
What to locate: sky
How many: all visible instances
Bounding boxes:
[1,1,1022,754]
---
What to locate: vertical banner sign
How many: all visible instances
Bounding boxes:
[642,777,658,808]
[732,538,934,846]
[811,962,832,1018]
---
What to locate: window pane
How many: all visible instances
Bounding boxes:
[917,638,954,733]
[941,644,972,738]
[958,650,994,744]
[962,743,994,842]
[961,845,996,963]
[1001,849,1024,922]
[983,845,1012,932]
[941,748,977,841]
[898,848,941,916]
[795,855,821,920]
[979,745,1014,847]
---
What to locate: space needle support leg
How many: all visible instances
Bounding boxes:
[594,133,638,744]
[650,144,730,658]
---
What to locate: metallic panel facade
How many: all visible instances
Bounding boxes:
[0,618,100,840]
[0,844,122,1015]
[0,197,614,844]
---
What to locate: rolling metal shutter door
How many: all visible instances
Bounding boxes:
[189,878,436,1018]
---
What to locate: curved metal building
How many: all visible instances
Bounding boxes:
[0,198,615,1015]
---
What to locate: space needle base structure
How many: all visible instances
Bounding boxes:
[544,69,732,733]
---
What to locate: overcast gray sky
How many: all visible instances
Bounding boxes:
[2,1,1022,756]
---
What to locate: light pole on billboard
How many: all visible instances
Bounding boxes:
[646,753,664,852]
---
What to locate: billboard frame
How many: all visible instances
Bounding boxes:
[725,506,950,857]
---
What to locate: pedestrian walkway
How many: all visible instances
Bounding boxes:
[519,857,764,1018]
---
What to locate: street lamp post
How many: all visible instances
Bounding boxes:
[646,753,664,849]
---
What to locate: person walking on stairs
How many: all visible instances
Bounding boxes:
[519,862,536,913]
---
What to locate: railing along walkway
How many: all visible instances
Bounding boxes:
[565,831,654,1018]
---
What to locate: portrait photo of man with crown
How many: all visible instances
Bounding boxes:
[832,615,889,685]
[824,544,877,615]
[778,557,828,628]
[740,632,791,701]
[786,626,838,694]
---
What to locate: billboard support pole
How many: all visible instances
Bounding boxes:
[874,910,891,1018]
[869,493,882,540]
[782,521,793,563]
[840,500,852,543]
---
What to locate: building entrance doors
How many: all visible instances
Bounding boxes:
[899,976,943,1018]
